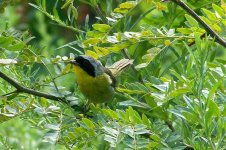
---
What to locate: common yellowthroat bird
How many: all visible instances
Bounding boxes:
[70,55,133,103]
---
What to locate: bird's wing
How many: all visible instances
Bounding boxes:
[107,58,133,77]
[104,68,116,88]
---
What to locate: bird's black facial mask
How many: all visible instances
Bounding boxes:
[74,56,96,77]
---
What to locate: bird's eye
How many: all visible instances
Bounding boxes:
[83,60,89,66]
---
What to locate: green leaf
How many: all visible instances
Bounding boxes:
[62,64,71,75]
[61,0,74,9]
[82,118,95,129]
[202,8,217,21]
[134,124,149,135]
[205,100,220,126]
[209,100,220,117]
[92,24,111,32]
[124,82,149,93]
[71,5,78,20]
[85,50,99,59]
[213,24,222,32]
[102,109,119,119]
[116,87,145,94]
[152,83,167,92]
[114,8,128,14]
[0,59,17,65]
[5,42,25,51]
[220,64,226,75]
[83,38,101,46]
[145,95,157,108]
[52,56,61,63]
[40,97,49,107]
[223,105,226,117]
[126,106,143,124]
[0,36,14,46]
[222,20,226,27]
[177,28,192,34]
[150,134,161,142]
[45,124,60,130]
[119,1,136,9]
[182,111,199,123]
[212,4,224,17]
[168,87,190,98]
[142,47,162,62]
[94,46,109,56]
[207,77,223,100]
[185,14,199,27]
[183,95,194,109]
[183,41,198,65]
[170,69,187,83]
[142,114,150,126]
[122,125,134,138]
[43,130,59,144]
[135,63,148,70]
[200,16,212,25]
[53,8,60,20]
[168,109,186,120]
[86,30,105,38]
[149,141,159,148]
[104,134,117,147]
[118,100,150,109]
[5,105,17,114]
[6,93,19,100]
[103,126,119,137]
[41,0,47,11]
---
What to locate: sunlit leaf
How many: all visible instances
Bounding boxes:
[92,24,111,32]
[212,4,224,17]
[202,8,217,21]
[82,118,95,129]
[185,14,199,27]
[61,0,74,9]
[119,1,136,9]
[43,130,59,144]
[0,59,17,65]
[85,50,99,59]
[135,63,148,70]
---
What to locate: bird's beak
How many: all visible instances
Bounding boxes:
[70,60,78,65]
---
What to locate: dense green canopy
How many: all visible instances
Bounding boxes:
[0,0,225,149]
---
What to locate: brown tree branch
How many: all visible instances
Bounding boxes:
[170,0,226,48]
[0,71,67,104]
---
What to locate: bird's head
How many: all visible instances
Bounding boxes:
[70,55,104,77]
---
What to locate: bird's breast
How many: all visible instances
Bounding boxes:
[74,66,114,103]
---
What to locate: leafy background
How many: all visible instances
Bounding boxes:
[0,0,225,149]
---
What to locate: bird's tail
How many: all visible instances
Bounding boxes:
[108,58,133,77]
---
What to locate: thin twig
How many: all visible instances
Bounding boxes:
[0,90,18,97]
[188,33,206,46]
[171,0,226,48]
[0,71,66,103]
